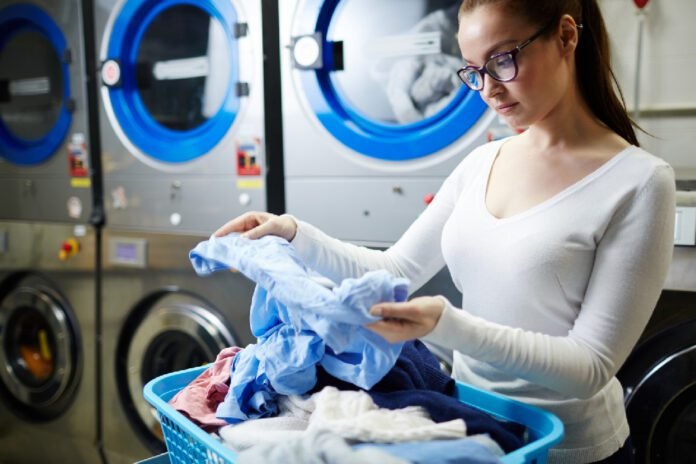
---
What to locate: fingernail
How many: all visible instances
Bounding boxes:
[370,307,382,317]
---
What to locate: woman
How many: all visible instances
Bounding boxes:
[216,1,674,462]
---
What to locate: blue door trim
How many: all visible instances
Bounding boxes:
[297,0,487,161]
[105,0,240,163]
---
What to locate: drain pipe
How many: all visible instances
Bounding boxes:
[632,0,651,122]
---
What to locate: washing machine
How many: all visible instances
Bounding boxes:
[100,229,255,464]
[95,0,267,235]
[0,0,97,224]
[280,0,506,247]
[0,221,100,464]
[616,198,696,463]
[92,1,266,461]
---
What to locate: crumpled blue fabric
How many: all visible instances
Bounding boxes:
[189,233,409,422]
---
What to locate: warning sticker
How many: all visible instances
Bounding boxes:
[236,138,262,176]
[68,133,89,178]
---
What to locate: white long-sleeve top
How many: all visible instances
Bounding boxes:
[289,139,675,463]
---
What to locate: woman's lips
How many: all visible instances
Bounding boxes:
[496,103,518,113]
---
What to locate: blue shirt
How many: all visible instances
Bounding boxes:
[189,234,408,421]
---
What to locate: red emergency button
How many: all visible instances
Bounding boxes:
[424,193,435,205]
[59,238,80,261]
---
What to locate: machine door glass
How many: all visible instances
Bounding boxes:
[291,0,488,161]
[329,0,460,125]
[0,31,63,140]
[117,292,238,452]
[136,4,230,131]
[0,4,72,165]
[102,0,241,163]
[0,280,79,420]
[620,319,696,463]
[650,377,696,463]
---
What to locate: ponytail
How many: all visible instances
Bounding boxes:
[575,0,639,146]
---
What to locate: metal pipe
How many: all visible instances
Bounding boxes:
[633,10,645,122]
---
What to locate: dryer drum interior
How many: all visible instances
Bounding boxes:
[619,319,696,463]
[115,289,239,452]
[0,29,64,140]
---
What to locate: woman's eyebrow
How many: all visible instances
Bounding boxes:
[461,38,517,65]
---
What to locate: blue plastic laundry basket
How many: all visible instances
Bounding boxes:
[144,365,564,464]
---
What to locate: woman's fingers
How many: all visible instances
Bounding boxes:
[242,219,274,240]
[367,297,445,343]
[214,212,269,237]
[365,320,415,344]
[370,302,420,320]
[214,215,252,237]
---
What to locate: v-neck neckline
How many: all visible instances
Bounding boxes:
[480,140,635,224]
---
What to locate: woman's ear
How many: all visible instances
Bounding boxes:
[558,14,580,56]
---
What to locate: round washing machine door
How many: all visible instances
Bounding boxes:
[0,274,80,420]
[618,320,696,463]
[289,0,489,161]
[100,0,247,165]
[0,4,72,165]
[116,290,239,452]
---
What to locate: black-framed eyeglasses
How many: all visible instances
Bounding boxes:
[456,22,560,91]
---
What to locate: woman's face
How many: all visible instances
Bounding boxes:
[457,4,571,129]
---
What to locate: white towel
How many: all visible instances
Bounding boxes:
[308,386,467,443]
[219,394,315,451]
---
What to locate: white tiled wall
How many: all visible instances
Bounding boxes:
[600,0,696,176]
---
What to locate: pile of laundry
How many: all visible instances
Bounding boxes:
[168,234,526,464]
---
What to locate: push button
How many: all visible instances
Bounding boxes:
[59,238,80,261]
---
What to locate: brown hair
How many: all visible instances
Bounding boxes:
[458,0,639,146]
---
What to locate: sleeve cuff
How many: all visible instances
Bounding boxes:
[285,215,325,268]
[422,296,478,352]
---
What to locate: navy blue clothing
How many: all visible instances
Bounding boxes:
[314,341,525,453]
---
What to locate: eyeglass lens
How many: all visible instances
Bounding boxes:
[465,53,516,90]
[487,53,516,80]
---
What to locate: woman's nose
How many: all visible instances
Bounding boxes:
[481,74,503,99]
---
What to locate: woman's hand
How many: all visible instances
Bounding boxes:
[214,212,297,241]
[366,296,446,343]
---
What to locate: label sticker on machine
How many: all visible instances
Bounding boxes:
[236,179,263,190]
[67,196,82,219]
[67,133,90,181]
[236,137,262,177]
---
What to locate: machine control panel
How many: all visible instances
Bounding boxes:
[108,237,148,268]
[675,206,696,246]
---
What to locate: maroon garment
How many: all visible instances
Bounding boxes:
[169,346,243,431]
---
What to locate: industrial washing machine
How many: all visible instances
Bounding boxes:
[616,193,696,463]
[93,0,266,461]
[0,222,100,464]
[96,0,267,234]
[100,229,255,464]
[0,0,101,462]
[0,0,97,224]
[280,0,504,246]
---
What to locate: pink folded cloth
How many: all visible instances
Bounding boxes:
[169,346,243,431]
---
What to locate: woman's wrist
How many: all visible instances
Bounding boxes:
[280,214,299,242]
[422,296,453,345]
